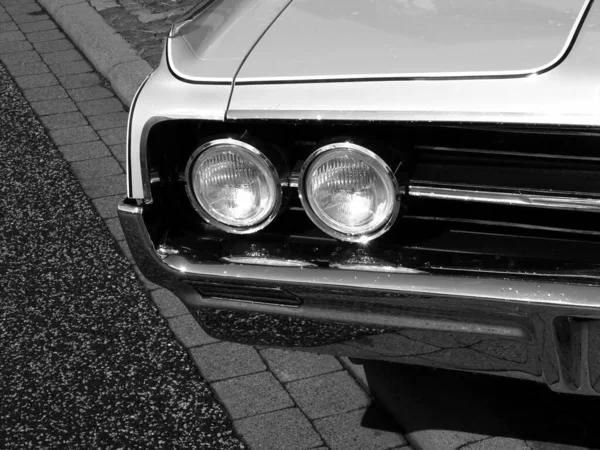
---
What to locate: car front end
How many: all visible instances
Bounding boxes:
[119,0,600,395]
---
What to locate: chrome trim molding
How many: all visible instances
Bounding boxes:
[409,185,600,212]
[117,202,144,215]
[161,252,600,310]
[281,173,299,188]
[414,144,600,163]
[126,73,152,198]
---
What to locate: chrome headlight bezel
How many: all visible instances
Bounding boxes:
[185,138,282,234]
[298,142,401,243]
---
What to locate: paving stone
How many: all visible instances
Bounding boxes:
[0,20,17,32]
[91,194,122,218]
[5,61,49,77]
[98,126,126,145]
[314,408,407,450]
[0,40,31,54]
[79,174,126,199]
[167,314,219,348]
[1,0,36,5]
[23,85,67,102]
[88,112,128,131]
[235,408,323,450]
[19,19,56,33]
[27,29,66,43]
[116,237,134,263]
[0,30,24,44]
[49,125,98,145]
[340,357,369,392]
[41,49,82,65]
[59,140,111,161]
[104,217,125,242]
[212,372,293,420]
[30,98,77,116]
[132,264,161,291]
[15,72,58,89]
[33,39,74,54]
[68,85,112,102]
[261,348,343,383]
[41,111,87,130]
[4,3,41,15]
[70,156,122,179]
[5,60,48,76]
[12,13,51,24]
[0,0,35,6]
[59,72,101,89]
[145,52,161,69]
[49,60,93,76]
[110,143,126,163]
[149,289,189,318]
[78,97,124,116]
[287,371,371,419]
[190,342,266,382]
[0,50,39,64]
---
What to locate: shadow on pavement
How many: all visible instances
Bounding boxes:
[359,360,600,449]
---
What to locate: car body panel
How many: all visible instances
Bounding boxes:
[227,0,600,126]
[235,0,590,82]
[167,0,291,82]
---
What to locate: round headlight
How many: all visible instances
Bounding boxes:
[299,142,400,242]
[186,138,281,233]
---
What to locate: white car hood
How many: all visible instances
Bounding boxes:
[235,0,591,82]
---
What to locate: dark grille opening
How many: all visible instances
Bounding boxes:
[146,120,600,284]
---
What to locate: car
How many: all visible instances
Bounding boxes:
[118,0,600,395]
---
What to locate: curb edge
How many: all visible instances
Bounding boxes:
[38,0,152,107]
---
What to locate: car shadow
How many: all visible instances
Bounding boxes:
[358,359,600,449]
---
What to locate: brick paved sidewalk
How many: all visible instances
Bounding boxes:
[89,0,188,68]
[0,1,410,449]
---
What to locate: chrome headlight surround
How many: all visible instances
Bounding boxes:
[299,142,401,243]
[185,138,282,234]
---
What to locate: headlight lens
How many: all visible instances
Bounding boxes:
[300,143,399,242]
[186,138,281,233]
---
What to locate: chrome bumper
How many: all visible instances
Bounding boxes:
[118,199,600,395]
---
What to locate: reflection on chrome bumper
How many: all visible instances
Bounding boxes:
[118,199,600,396]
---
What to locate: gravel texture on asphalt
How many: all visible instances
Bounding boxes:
[0,62,245,450]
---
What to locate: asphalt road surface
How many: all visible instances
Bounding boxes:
[0,61,245,449]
